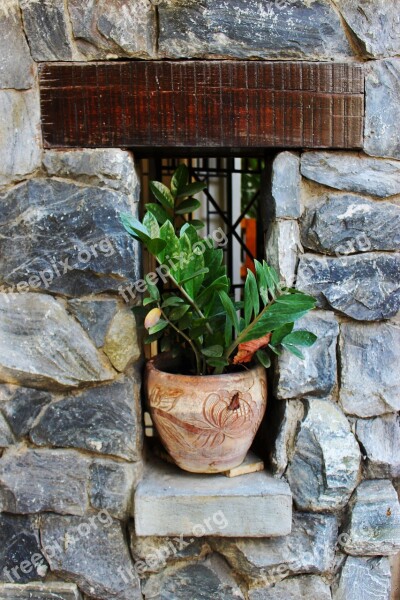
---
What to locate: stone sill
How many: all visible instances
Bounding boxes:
[133,458,292,538]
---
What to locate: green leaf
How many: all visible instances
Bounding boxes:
[150,181,174,210]
[179,267,209,285]
[175,199,201,215]
[256,350,271,368]
[281,343,305,360]
[254,260,269,304]
[143,297,156,306]
[145,203,169,225]
[244,269,259,326]
[171,164,189,197]
[271,322,294,346]
[202,345,224,358]
[177,181,206,198]
[162,296,185,308]
[148,320,169,335]
[147,238,167,256]
[169,304,190,321]
[143,211,160,239]
[120,213,151,244]
[240,299,314,343]
[219,291,239,334]
[159,220,180,264]
[282,331,317,347]
[146,280,160,301]
[180,223,198,245]
[205,357,229,369]
[190,219,205,230]
[275,293,317,310]
[268,344,281,356]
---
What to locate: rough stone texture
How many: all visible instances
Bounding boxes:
[0,448,91,515]
[0,413,14,448]
[20,0,80,61]
[0,385,52,438]
[0,179,139,296]
[0,0,35,89]
[142,555,244,600]
[333,556,391,600]
[267,152,301,219]
[301,152,400,198]
[296,253,400,320]
[158,0,353,60]
[0,583,82,599]
[275,311,339,400]
[248,575,332,600]
[356,415,400,479]
[333,1,400,58]
[212,513,337,581]
[300,194,400,255]
[265,220,300,288]
[68,0,156,59]
[30,377,142,461]
[339,321,400,417]
[341,480,400,556]
[134,458,292,537]
[365,59,400,159]
[0,89,41,187]
[67,298,118,348]
[43,149,139,197]
[271,400,304,477]
[89,459,141,519]
[129,531,211,574]
[0,294,115,390]
[286,399,361,512]
[103,308,141,371]
[0,514,48,583]
[41,514,141,600]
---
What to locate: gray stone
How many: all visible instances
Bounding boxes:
[248,575,332,600]
[67,298,118,348]
[0,179,139,296]
[0,583,82,599]
[333,556,391,600]
[20,0,80,61]
[43,149,139,196]
[333,1,400,58]
[89,459,142,519]
[158,0,353,60]
[0,448,90,515]
[339,321,400,417]
[275,311,339,400]
[296,253,400,320]
[301,152,400,198]
[1,385,52,437]
[103,308,141,371]
[356,415,400,479]
[365,59,400,159]
[0,0,35,89]
[0,514,48,583]
[300,194,400,255]
[267,152,301,219]
[271,400,304,477]
[0,89,41,187]
[0,294,115,390]
[134,458,292,537]
[41,514,141,600]
[0,413,14,448]
[341,480,400,556]
[30,377,142,461]
[265,220,301,288]
[212,513,337,581]
[142,554,244,600]
[286,399,361,512]
[68,0,156,59]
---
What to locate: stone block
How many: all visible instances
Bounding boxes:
[158,0,353,60]
[333,1,400,58]
[134,458,292,537]
[67,298,119,348]
[0,514,48,583]
[89,459,142,519]
[248,575,332,600]
[365,59,400,159]
[0,582,82,599]
[0,385,53,438]
[212,512,337,581]
[142,554,244,600]
[356,415,400,478]
[341,480,400,556]
[0,89,41,187]
[275,311,339,400]
[68,0,156,59]
[265,220,300,288]
[271,400,305,476]
[0,0,35,89]
[41,514,141,600]
[267,152,301,219]
[296,253,400,320]
[0,294,115,390]
[333,556,391,600]
[339,321,400,417]
[0,179,140,296]
[30,377,142,461]
[0,413,14,448]
[301,152,400,198]
[103,308,141,371]
[300,194,400,254]
[286,399,361,512]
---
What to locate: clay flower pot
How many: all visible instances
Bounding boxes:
[145,355,267,474]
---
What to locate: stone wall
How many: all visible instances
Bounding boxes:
[0,1,399,599]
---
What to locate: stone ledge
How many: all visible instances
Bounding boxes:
[134,459,292,538]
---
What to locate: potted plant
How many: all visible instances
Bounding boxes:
[121,165,317,474]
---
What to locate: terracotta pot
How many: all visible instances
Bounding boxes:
[145,354,267,474]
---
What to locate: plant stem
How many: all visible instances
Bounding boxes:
[160,309,203,375]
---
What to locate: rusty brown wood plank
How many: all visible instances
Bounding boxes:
[39,61,364,149]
